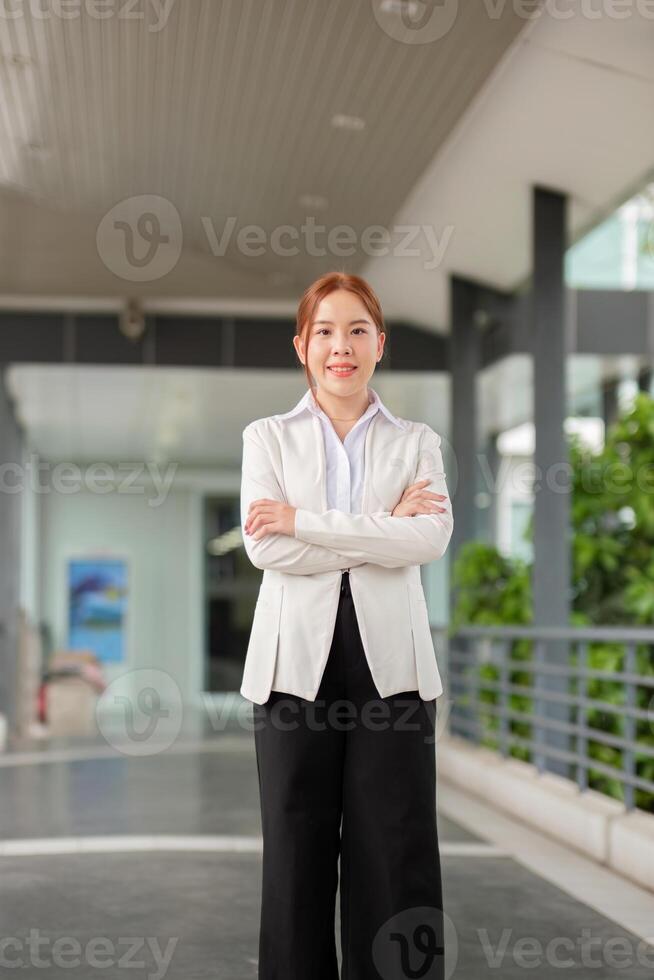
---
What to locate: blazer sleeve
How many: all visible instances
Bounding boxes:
[293,424,454,568]
[241,424,368,575]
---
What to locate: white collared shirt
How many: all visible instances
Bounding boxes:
[280,385,405,513]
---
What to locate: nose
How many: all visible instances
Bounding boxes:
[332,336,352,354]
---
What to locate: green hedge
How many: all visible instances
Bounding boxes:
[451,392,654,813]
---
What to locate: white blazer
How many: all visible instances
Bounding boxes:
[239,394,454,705]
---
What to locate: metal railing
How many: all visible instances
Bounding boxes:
[441,624,654,812]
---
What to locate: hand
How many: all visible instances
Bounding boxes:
[244,498,297,540]
[391,479,449,518]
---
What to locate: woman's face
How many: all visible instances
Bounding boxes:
[294,289,385,394]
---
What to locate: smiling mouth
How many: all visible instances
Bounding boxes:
[328,366,357,375]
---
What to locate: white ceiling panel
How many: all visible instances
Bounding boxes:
[363,6,654,329]
[0,2,651,334]
[0,0,532,307]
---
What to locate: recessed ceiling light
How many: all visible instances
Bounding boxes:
[298,194,328,210]
[331,113,365,131]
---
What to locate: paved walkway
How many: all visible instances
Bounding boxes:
[0,721,652,978]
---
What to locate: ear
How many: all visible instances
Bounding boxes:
[292,333,305,365]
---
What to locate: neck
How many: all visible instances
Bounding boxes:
[311,384,371,420]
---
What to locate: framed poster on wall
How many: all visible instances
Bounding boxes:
[67,557,128,664]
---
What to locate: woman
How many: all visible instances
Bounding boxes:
[240,272,453,979]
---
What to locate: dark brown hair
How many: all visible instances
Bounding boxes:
[295,272,387,389]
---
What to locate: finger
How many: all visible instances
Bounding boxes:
[245,514,266,535]
[250,518,271,539]
[244,509,259,530]
[247,509,275,530]
[253,519,280,540]
[245,504,276,526]
[418,502,446,514]
[403,480,429,496]
[404,485,428,500]
[248,498,275,512]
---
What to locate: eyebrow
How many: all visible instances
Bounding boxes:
[312,319,370,325]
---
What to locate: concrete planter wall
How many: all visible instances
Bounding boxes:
[439,733,654,895]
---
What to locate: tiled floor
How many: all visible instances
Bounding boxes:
[0,722,653,978]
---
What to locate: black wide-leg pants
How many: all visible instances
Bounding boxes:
[253,571,445,980]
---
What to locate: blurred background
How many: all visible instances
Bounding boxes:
[0,1,653,977]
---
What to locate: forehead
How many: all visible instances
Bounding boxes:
[313,290,370,321]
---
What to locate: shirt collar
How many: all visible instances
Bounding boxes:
[277,385,406,429]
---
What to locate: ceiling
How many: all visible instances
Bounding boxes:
[0,0,528,319]
[363,7,654,329]
[1,2,652,332]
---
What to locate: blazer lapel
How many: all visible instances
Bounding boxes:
[284,412,327,512]
[361,410,380,513]
[290,409,388,514]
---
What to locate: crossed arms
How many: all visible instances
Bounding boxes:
[240,423,453,575]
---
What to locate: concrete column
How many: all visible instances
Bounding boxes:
[602,378,619,429]
[449,275,481,568]
[448,277,482,741]
[482,431,501,545]
[532,186,572,778]
[0,369,23,737]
